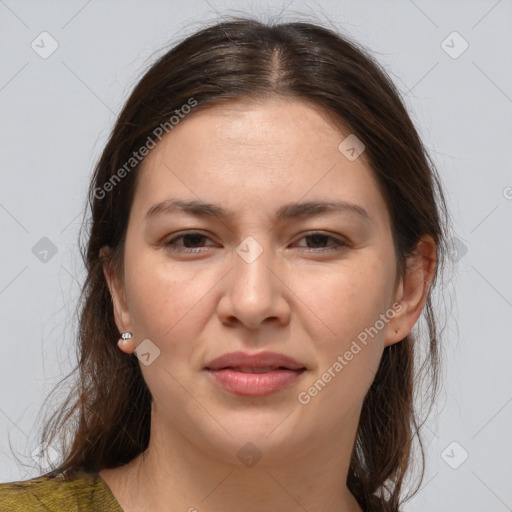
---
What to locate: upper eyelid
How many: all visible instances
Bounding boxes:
[166,231,347,246]
[166,231,215,243]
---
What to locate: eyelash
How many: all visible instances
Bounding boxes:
[164,231,348,254]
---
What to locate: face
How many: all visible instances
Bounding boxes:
[106,97,417,467]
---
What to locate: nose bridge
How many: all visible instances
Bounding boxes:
[219,234,288,328]
[233,235,275,297]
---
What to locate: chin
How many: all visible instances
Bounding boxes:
[192,415,312,468]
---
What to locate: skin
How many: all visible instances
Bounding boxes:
[100,97,436,512]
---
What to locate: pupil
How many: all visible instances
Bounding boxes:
[309,234,327,247]
[184,234,203,247]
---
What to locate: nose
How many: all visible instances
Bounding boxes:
[216,238,291,331]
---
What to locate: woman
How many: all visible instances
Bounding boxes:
[0,16,450,512]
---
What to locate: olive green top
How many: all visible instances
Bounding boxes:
[0,470,124,511]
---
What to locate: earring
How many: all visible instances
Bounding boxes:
[118,332,135,353]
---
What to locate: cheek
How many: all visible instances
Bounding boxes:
[124,249,216,344]
[294,267,390,418]
[294,252,395,404]
[299,255,395,346]
[123,254,218,401]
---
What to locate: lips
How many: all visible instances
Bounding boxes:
[205,350,306,372]
[205,351,307,396]
[230,366,284,373]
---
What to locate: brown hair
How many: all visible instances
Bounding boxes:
[34,16,451,511]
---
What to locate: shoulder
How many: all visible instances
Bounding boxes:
[0,470,122,512]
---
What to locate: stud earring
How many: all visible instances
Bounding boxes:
[118,332,135,353]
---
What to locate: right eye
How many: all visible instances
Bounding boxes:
[164,232,216,253]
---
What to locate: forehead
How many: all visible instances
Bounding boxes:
[143,97,357,168]
[130,98,389,228]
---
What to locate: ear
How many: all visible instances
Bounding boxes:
[384,235,437,347]
[100,246,133,344]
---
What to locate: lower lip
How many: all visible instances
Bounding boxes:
[207,368,305,396]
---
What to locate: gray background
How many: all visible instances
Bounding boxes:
[1,1,511,511]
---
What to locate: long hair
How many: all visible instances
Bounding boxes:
[34,17,451,511]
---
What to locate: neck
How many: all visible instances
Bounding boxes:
[102,406,363,512]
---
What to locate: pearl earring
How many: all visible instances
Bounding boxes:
[118,332,135,353]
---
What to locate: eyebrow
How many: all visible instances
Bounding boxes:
[145,198,371,223]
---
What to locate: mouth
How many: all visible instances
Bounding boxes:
[209,366,306,373]
[205,367,306,396]
[204,351,307,396]
[205,350,306,372]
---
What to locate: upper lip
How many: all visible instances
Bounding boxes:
[205,351,306,371]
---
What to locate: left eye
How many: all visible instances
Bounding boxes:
[295,233,347,252]
[164,232,347,253]
[165,232,214,253]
